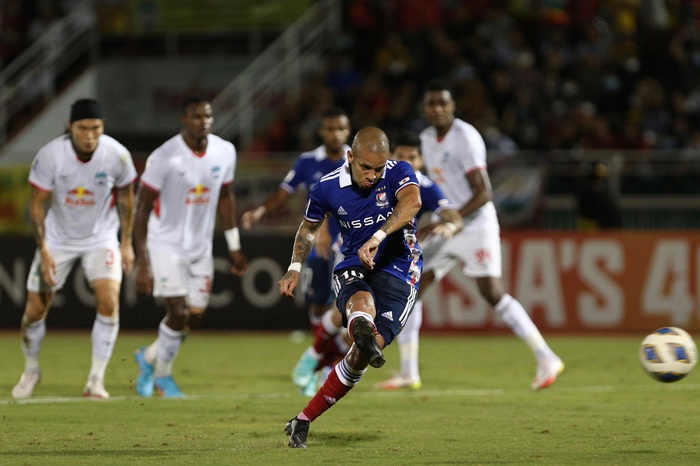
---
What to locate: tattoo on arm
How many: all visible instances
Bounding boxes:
[30,189,50,250]
[291,220,323,264]
[118,186,135,242]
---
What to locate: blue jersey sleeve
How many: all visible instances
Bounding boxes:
[280,156,309,193]
[419,176,454,217]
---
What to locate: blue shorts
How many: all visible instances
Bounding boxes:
[301,255,334,307]
[333,266,418,346]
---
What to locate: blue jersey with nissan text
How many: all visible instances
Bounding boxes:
[305,159,422,286]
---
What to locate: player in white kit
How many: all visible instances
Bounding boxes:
[133,97,248,397]
[12,99,137,399]
[418,80,564,390]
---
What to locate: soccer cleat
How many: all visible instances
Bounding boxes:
[11,370,41,399]
[291,351,320,389]
[134,346,155,397]
[375,373,422,391]
[532,358,565,391]
[154,375,185,398]
[84,377,110,399]
[300,372,319,398]
[284,417,310,449]
[351,317,385,368]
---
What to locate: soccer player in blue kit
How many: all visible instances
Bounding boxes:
[279,126,423,449]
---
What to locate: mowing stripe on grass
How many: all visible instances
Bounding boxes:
[3,382,698,405]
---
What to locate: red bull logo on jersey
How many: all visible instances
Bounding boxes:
[65,186,96,206]
[186,184,211,205]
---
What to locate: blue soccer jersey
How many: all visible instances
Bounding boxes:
[281,145,347,254]
[305,159,422,286]
[416,171,454,218]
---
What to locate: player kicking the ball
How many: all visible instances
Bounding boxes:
[279,127,423,448]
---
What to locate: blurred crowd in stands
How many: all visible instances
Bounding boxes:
[3,0,700,192]
[247,0,700,163]
[0,0,80,68]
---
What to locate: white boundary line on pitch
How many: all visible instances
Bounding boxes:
[2,383,699,405]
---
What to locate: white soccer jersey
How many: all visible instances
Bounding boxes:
[28,134,137,251]
[140,133,236,259]
[420,118,498,232]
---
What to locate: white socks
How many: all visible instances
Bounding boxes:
[494,294,557,362]
[20,315,45,372]
[321,309,341,336]
[89,313,119,381]
[155,321,185,377]
[397,300,423,381]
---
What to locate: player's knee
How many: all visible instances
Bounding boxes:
[24,292,51,321]
[477,277,504,306]
[95,296,119,316]
[164,298,189,329]
[187,311,205,330]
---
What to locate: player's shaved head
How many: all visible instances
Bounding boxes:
[348,127,389,189]
[351,126,390,156]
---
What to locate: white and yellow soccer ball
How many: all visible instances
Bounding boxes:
[640,327,698,383]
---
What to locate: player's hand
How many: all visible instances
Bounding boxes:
[229,250,248,276]
[39,246,57,287]
[278,271,300,297]
[431,222,457,240]
[121,242,135,276]
[135,261,153,297]
[241,207,265,230]
[358,237,381,270]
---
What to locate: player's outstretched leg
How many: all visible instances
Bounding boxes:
[349,314,384,368]
[284,417,310,449]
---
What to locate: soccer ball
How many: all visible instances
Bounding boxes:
[639,327,698,383]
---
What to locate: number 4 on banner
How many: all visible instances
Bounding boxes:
[642,240,695,326]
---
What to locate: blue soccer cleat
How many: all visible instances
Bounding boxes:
[300,371,319,397]
[134,346,155,397]
[154,375,185,398]
[291,351,320,389]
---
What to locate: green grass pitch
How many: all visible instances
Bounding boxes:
[1,330,699,465]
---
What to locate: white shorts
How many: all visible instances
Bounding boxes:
[421,225,502,280]
[27,245,122,293]
[148,248,213,309]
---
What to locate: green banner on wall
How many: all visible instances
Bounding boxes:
[0,164,31,236]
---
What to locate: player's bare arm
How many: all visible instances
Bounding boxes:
[279,218,323,297]
[134,184,158,296]
[458,168,493,218]
[117,183,135,275]
[218,182,248,276]
[313,219,333,260]
[29,186,57,286]
[429,207,464,240]
[359,184,421,269]
[241,187,291,230]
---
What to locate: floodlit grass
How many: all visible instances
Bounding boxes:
[1,330,699,465]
